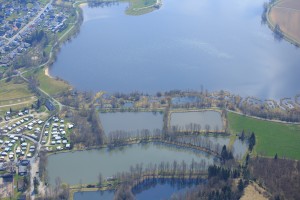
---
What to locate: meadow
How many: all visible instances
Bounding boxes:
[228,112,300,160]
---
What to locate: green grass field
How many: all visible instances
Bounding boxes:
[0,81,34,102]
[0,81,36,113]
[36,67,70,96]
[228,112,300,160]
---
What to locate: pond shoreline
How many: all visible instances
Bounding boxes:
[70,173,207,200]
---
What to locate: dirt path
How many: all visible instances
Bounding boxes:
[0,98,37,108]
[274,6,300,12]
[268,0,300,46]
[241,182,269,200]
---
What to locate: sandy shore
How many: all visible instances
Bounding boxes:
[44,67,53,78]
[79,2,87,8]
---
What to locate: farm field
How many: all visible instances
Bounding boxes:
[228,112,300,160]
[0,81,33,102]
[269,0,300,44]
[0,80,36,113]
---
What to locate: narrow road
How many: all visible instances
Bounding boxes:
[227,109,300,125]
[28,114,54,199]
[0,98,37,108]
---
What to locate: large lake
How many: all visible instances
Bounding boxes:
[47,143,216,185]
[50,0,300,99]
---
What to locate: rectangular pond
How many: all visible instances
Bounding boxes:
[170,111,224,132]
[47,143,216,185]
[99,112,163,135]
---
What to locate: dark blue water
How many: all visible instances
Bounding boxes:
[50,0,300,99]
[73,179,200,200]
[134,179,199,200]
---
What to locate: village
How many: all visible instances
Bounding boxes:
[0,0,70,67]
[0,105,74,199]
[96,90,299,116]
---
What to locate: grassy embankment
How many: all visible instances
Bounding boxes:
[22,67,70,97]
[36,69,70,96]
[268,0,300,46]
[228,112,300,160]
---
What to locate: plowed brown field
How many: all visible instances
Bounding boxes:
[269,0,300,44]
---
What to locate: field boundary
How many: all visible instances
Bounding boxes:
[267,0,300,46]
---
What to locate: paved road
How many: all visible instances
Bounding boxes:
[29,114,54,199]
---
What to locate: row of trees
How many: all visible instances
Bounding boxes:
[106,129,226,158]
[170,123,221,134]
[112,156,242,200]
[107,129,163,146]
[113,160,211,200]
[87,0,119,8]
[70,105,105,147]
[174,136,225,156]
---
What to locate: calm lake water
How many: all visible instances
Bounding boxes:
[99,112,163,135]
[170,111,224,131]
[50,0,300,99]
[47,143,215,185]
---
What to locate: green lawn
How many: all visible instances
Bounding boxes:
[123,0,158,15]
[228,112,300,160]
[37,67,70,96]
[0,82,33,102]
